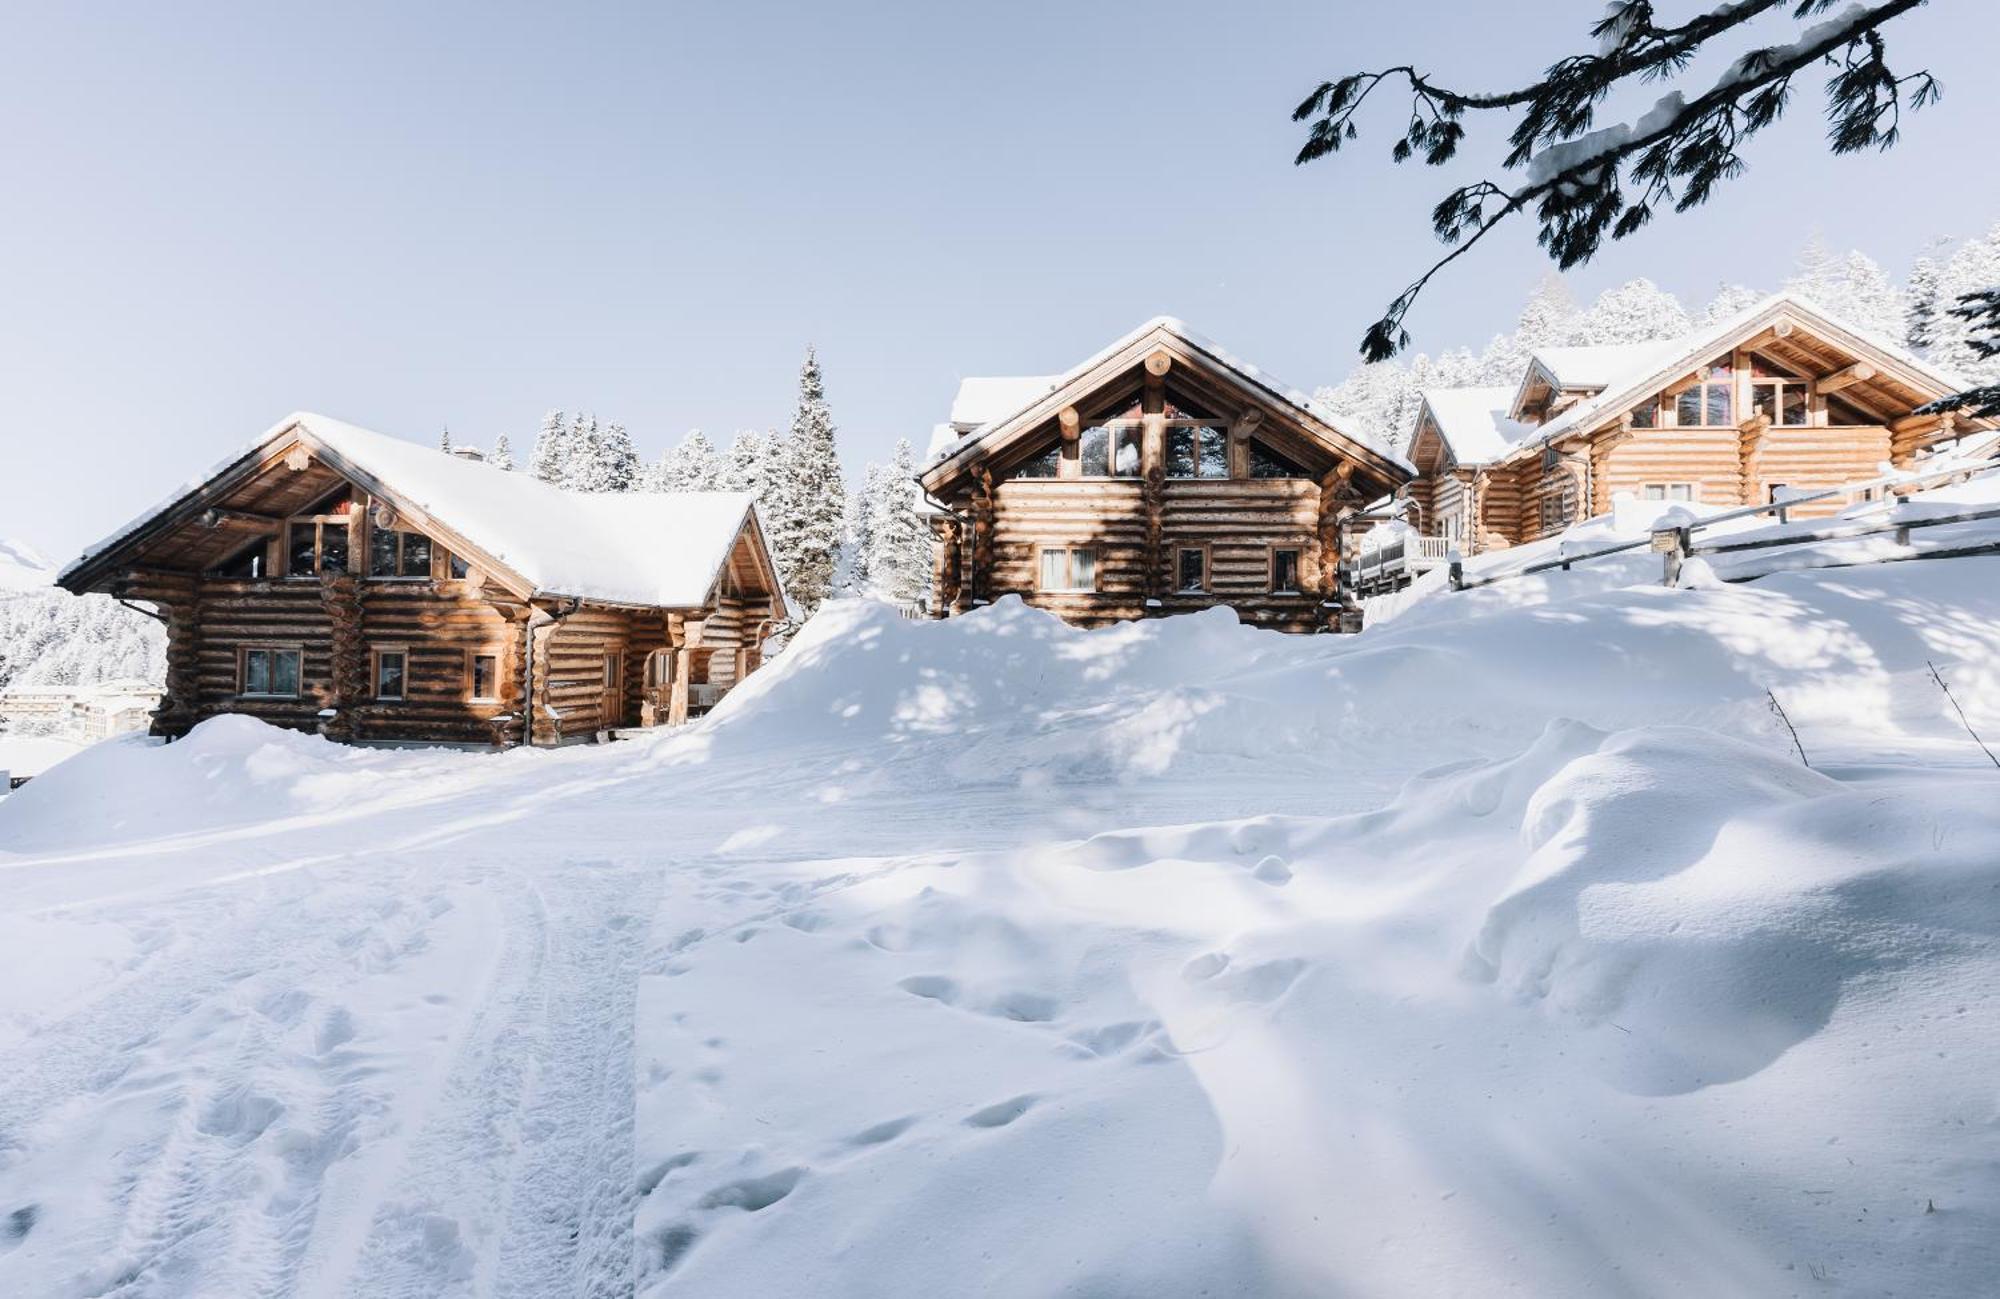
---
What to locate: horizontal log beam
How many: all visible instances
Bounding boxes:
[1816,361,1875,393]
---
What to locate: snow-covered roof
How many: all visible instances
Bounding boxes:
[64,413,783,613]
[928,316,1413,476]
[1416,387,1534,466]
[1527,340,1685,391]
[948,376,1058,431]
[1522,293,1983,455]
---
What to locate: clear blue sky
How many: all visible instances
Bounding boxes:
[4,1,1997,559]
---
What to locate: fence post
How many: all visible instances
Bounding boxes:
[1654,525,1689,586]
[1448,559,1463,591]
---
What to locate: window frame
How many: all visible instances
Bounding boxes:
[286,516,353,579]
[1078,422,1144,479]
[1640,483,1698,503]
[468,651,501,703]
[368,527,439,581]
[237,644,304,698]
[1164,421,1231,480]
[1268,545,1303,595]
[371,645,410,702]
[1038,545,1099,593]
[1174,543,1210,594]
[1670,359,1736,428]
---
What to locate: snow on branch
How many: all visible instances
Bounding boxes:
[1918,289,2000,418]
[1294,0,1939,361]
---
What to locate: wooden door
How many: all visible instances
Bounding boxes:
[641,649,673,725]
[600,652,623,730]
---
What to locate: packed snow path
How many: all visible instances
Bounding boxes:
[4,558,2000,1296]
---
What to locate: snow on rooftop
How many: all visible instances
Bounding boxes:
[1419,387,1533,465]
[948,376,1058,431]
[67,414,772,612]
[1530,339,1685,390]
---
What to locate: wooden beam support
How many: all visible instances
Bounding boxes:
[1816,361,1875,394]
[1890,410,1951,435]
[200,506,283,530]
[1143,348,1172,380]
[1058,406,1080,441]
[1228,407,1264,441]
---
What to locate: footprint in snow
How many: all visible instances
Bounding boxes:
[845,1115,917,1148]
[1182,952,1230,982]
[697,1167,805,1212]
[963,1095,1038,1129]
[1250,855,1293,886]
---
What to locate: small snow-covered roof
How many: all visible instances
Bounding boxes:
[1528,340,1685,391]
[64,413,784,613]
[927,316,1413,478]
[1417,387,1534,466]
[948,376,1058,432]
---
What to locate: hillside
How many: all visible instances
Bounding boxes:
[0,538,163,694]
[0,551,1996,1295]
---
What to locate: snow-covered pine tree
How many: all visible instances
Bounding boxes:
[530,410,569,486]
[440,426,453,454]
[1906,246,1948,352]
[1931,224,2000,383]
[1784,239,1906,339]
[1700,283,1766,325]
[767,347,847,618]
[598,421,639,491]
[866,439,931,607]
[492,434,514,471]
[845,461,885,591]
[566,414,604,491]
[720,429,774,496]
[675,430,723,491]
[1568,278,1690,345]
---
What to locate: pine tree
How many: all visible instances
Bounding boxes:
[846,461,885,591]
[1932,224,2000,383]
[530,410,569,486]
[439,426,453,454]
[598,421,639,491]
[720,429,773,496]
[766,347,847,618]
[677,430,723,491]
[1700,283,1766,325]
[1567,278,1689,345]
[491,434,514,471]
[867,440,931,607]
[1906,247,1948,352]
[1784,240,1906,339]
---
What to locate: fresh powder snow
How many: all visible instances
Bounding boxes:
[3,513,1999,1294]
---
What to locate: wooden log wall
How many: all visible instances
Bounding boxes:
[353,580,525,745]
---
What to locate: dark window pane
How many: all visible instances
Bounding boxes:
[449,552,469,579]
[376,652,406,699]
[1166,427,1196,477]
[400,533,432,578]
[473,654,497,699]
[244,649,270,694]
[1706,385,1733,427]
[1070,548,1096,589]
[288,525,318,576]
[1249,443,1303,479]
[273,651,300,696]
[1272,549,1300,592]
[321,528,349,575]
[1196,427,1228,478]
[1111,429,1142,477]
[1080,427,1111,477]
[1752,386,1777,421]
[1782,388,1808,426]
[1675,389,1701,426]
[1177,549,1204,592]
[1039,548,1064,589]
[1016,445,1060,478]
[369,527,398,577]
[1630,401,1658,429]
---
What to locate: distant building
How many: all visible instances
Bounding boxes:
[0,677,164,741]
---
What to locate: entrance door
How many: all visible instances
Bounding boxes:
[600,652,623,730]
[641,649,674,725]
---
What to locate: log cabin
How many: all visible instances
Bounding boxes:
[919,317,1413,632]
[1405,293,1998,555]
[58,413,789,747]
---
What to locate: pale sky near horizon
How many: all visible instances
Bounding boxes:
[4,1,1998,560]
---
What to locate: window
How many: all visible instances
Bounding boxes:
[1080,425,1142,478]
[369,529,434,579]
[212,541,269,579]
[449,552,470,579]
[1248,441,1306,479]
[1641,483,1696,502]
[1673,359,1734,427]
[1165,425,1228,478]
[373,647,408,701]
[1175,546,1207,593]
[287,519,350,576]
[1540,495,1569,533]
[470,652,499,701]
[1270,547,1301,594]
[240,646,302,697]
[1749,356,1809,426]
[1629,399,1661,429]
[1542,446,1561,471]
[1039,546,1097,592]
[1014,444,1061,479]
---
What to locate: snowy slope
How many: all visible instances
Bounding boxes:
[2,558,1998,1296]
